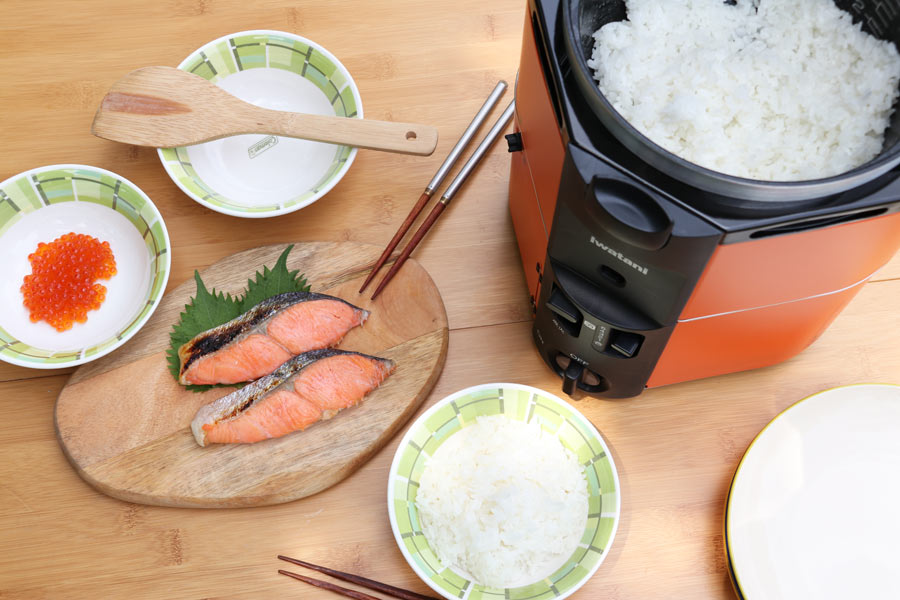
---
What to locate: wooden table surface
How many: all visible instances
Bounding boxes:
[2,1,899,598]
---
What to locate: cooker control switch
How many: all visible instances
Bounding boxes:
[546,288,583,337]
[547,288,580,323]
[608,330,643,358]
[562,360,584,396]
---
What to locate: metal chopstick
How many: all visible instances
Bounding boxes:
[358,81,507,293]
[370,100,515,299]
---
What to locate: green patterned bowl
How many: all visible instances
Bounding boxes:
[388,383,620,600]
[0,165,170,368]
[158,30,361,218]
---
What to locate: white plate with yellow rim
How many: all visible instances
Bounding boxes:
[726,384,900,599]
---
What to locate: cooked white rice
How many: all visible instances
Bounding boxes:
[587,0,900,181]
[416,415,588,588]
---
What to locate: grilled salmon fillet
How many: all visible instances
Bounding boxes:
[191,349,395,446]
[178,292,368,385]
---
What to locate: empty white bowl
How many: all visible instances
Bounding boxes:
[158,30,362,218]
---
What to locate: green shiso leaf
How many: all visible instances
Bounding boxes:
[166,245,311,392]
[239,244,309,312]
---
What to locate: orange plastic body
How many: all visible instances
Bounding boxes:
[509,11,565,305]
[647,211,900,387]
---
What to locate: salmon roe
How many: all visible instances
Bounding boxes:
[20,232,117,332]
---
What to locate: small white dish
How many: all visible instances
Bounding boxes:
[0,164,170,368]
[158,30,362,218]
[726,384,900,599]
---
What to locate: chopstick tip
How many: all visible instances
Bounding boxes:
[276,556,443,600]
[370,274,391,300]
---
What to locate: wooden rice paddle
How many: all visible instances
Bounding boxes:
[91,66,438,155]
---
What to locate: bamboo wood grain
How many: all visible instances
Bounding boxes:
[55,241,449,507]
[2,0,900,598]
[92,66,438,155]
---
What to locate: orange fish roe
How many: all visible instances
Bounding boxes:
[21,232,117,332]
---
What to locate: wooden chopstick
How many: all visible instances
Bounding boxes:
[370,201,447,300]
[370,100,516,300]
[358,191,433,293]
[279,570,381,600]
[277,555,440,600]
[358,81,508,294]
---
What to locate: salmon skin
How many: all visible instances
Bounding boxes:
[178,291,368,386]
[191,348,395,446]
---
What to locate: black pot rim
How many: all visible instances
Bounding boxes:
[561,0,900,203]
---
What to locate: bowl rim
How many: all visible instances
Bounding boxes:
[387,382,621,600]
[157,29,363,219]
[0,163,172,369]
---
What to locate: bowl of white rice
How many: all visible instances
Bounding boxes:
[563,0,900,202]
[387,383,620,599]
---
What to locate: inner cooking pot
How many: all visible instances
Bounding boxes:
[562,0,900,203]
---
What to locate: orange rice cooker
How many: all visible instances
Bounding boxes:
[508,0,900,397]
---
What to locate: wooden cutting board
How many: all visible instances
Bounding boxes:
[54,241,448,508]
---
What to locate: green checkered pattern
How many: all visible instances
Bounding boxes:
[0,166,169,366]
[159,31,357,215]
[389,384,619,600]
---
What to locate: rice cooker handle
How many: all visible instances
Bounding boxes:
[588,178,673,251]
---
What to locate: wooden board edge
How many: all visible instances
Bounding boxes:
[52,400,109,501]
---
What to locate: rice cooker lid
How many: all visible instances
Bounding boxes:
[560,0,900,204]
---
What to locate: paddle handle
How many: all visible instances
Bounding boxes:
[237,105,438,156]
